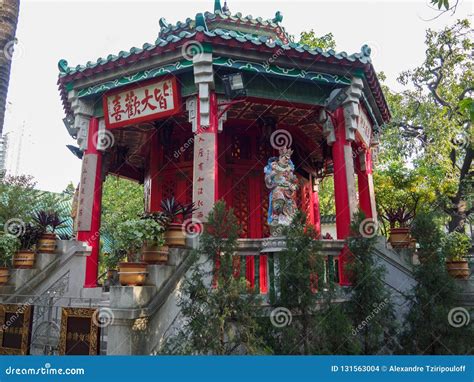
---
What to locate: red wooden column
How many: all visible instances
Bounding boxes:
[77,117,103,288]
[147,130,163,212]
[356,148,376,220]
[332,108,357,286]
[311,177,322,236]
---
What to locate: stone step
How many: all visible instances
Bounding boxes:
[146,264,176,289]
[109,285,156,309]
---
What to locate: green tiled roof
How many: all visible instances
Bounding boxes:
[58,28,371,77]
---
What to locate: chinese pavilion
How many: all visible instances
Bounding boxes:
[57,1,390,289]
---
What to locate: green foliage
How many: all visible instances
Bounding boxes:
[18,223,43,251]
[299,29,336,50]
[0,174,37,227]
[161,200,269,355]
[347,212,397,354]
[114,218,164,262]
[411,212,445,261]
[443,231,471,261]
[401,213,474,354]
[101,175,144,254]
[262,212,359,355]
[100,250,125,270]
[0,234,19,267]
[317,177,335,217]
[380,19,473,233]
[374,161,435,230]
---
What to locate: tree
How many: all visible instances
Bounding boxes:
[162,201,269,355]
[100,175,144,250]
[374,161,436,234]
[0,174,37,227]
[0,0,20,135]
[401,212,474,354]
[299,29,336,50]
[347,212,398,354]
[264,211,358,355]
[382,19,473,233]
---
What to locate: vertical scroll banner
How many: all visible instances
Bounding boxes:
[77,154,98,231]
[356,105,372,148]
[103,77,180,129]
[192,133,216,222]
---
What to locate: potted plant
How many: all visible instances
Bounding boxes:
[0,234,19,284]
[375,163,431,249]
[444,231,471,279]
[140,213,168,264]
[161,197,197,247]
[13,223,43,268]
[33,210,67,253]
[102,250,125,282]
[115,219,151,285]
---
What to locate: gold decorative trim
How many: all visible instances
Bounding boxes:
[58,307,99,355]
[0,304,33,355]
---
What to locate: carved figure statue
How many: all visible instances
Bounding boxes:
[264,147,298,230]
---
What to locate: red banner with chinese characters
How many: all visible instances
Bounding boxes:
[103,77,180,129]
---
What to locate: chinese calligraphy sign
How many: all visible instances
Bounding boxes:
[103,77,180,129]
[356,105,372,148]
[192,133,216,222]
[77,154,97,231]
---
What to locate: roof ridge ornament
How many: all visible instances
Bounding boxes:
[195,13,209,31]
[159,17,169,29]
[214,0,222,13]
[58,59,69,74]
[272,11,283,23]
[222,1,230,13]
[361,44,372,57]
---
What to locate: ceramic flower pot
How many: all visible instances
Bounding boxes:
[446,260,470,280]
[388,227,412,248]
[0,267,9,285]
[142,242,169,264]
[118,262,148,286]
[164,223,186,247]
[37,233,57,253]
[13,250,35,269]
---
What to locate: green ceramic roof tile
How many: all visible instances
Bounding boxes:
[58,28,376,78]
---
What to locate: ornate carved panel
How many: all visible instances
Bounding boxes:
[58,308,99,355]
[233,175,250,238]
[0,304,33,355]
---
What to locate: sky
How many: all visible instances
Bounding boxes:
[3,0,472,192]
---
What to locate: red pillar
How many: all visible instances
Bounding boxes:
[331,108,357,286]
[357,148,376,219]
[148,130,163,212]
[77,117,103,288]
[312,182,321,237]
